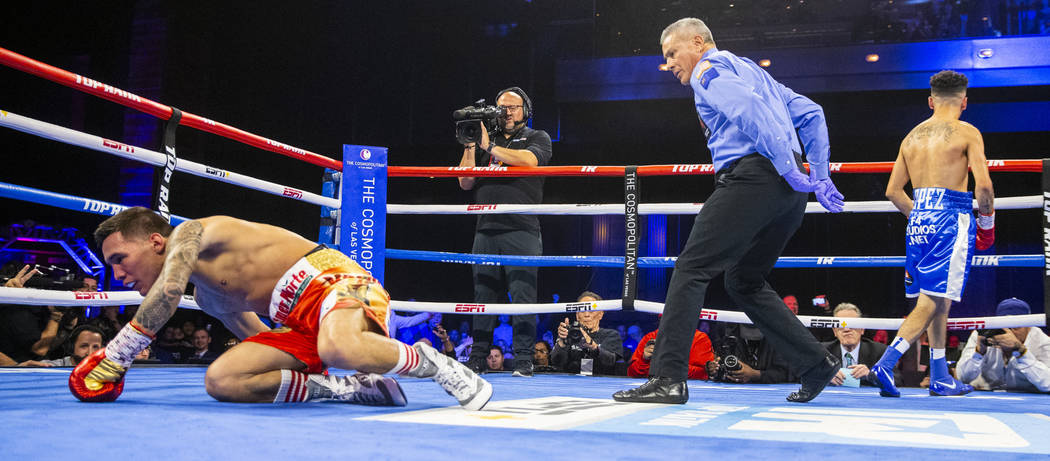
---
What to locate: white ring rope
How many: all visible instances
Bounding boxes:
[1,287,1042,331]
[388,196,1041,215]
[0,109,340,208]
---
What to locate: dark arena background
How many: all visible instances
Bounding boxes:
[2,1,1049,458]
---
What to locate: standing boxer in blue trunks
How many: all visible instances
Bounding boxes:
[871,70,995,397]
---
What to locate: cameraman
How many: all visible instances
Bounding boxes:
[956,298,1050,392]
[457,87,553,378]
[551,292,623,375]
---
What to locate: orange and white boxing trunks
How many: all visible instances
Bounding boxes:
[242,246,391,373]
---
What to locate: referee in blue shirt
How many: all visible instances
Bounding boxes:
[614,18,846,404]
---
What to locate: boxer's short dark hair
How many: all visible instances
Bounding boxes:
[94,206,174,245]
[930,70,968,97]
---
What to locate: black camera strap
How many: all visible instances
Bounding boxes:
[622,166,639,310]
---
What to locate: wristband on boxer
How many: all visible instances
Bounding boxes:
[977,212,994,229]
[105,321,155,368]
[976,212,995,250]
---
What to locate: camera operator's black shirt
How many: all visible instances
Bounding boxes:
[474,126,552,232]
[551,326,624,375]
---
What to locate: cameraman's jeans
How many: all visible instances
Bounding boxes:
[470,229,540,365]
[651,154,826,381]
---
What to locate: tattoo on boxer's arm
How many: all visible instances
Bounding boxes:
[133,221,204,333]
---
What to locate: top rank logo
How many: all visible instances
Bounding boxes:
[360,149,372,161]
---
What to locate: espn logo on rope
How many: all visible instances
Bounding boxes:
[74,292,109,300]
[565,302,597,312]
[809,319,844,328]
[205,167,229,178]
[947,320,986,330]
[987,160,1005,167]
[102,139,135,154]
[455,304,486,313]
[699,310,718,320]
[283,187,303,199]
[467,205,497,211]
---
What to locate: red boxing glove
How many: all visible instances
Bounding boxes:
[69,322,153,402]
[976,212,995,251]
[69,349,127,402]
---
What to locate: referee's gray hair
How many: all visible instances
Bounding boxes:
[660,18,715,46]
[832,302,863,317]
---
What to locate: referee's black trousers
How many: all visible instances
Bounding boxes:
[650,154,827,381]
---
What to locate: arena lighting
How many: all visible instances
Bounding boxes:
[978,48,994,59]
[658,63,669,71]
[865,53,880,62]
[758,59,772,67]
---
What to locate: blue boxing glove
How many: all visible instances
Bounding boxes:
[813,178,845,213]
[782,169,817,193]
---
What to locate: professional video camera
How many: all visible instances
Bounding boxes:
[453,99,504,145]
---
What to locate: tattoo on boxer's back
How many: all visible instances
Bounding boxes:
[907,121,956,146]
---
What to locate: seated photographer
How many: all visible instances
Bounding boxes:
[956,298,1050,392]
[550,292,623,375]
[705,324,793,384]
[18,324,105,367]
[823,303,899,387]
[628,329,713,379]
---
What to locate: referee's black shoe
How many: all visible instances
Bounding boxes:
[787,351,840,403]
[612,376,687,404]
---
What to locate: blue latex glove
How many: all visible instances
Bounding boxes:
[814,178,845,213]
[782,169,817,193]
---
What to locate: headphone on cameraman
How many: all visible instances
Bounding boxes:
[496,86,533,122]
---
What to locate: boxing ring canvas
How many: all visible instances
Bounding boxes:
[4,36,1050,460]
[3,367,1049,459]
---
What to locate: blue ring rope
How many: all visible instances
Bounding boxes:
[385,248,1041,268]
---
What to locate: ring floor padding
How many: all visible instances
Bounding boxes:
[2,367,1049,459]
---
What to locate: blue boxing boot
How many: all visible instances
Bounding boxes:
[928,348,973,396]
[929,376,974,396]
[870,337,907,397]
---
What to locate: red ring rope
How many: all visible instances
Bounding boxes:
[0,46,341,170]
[388,160,1041,177]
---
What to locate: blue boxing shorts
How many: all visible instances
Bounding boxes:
[904,187,975,302]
